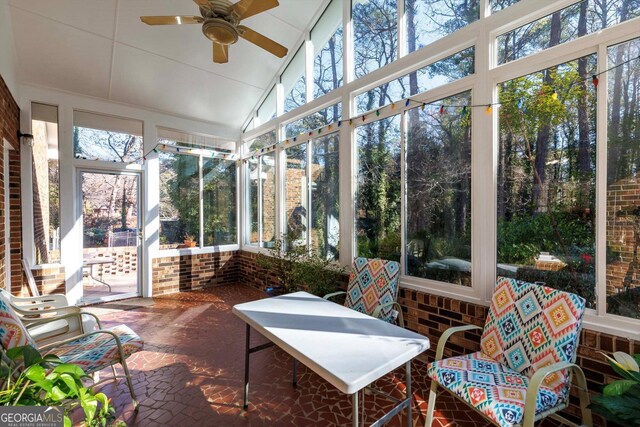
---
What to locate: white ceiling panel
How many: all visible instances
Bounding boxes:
[110,44,263,128]
[11,7,112,98]
[9,0,117,38]
[116,0,300,90]
[8,0,327,129]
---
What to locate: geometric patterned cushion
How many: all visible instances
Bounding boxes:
[50,324,143,374]
[428,351,562,427]
[344,257,400,323]
[480,277,586,401]
[0,292,38,350]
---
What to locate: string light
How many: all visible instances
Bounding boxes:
[439,105,445,115]
[486,105,492,114]
[405,99,410,107]
[391,103,396,110]
[592,75,599,88]
[421,103,426,111]
[551,90,558,100]
[376,110,380,116]
[338,121,342,127]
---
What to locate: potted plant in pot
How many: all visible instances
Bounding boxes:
[590,351,640,427]
[183,233,197,248]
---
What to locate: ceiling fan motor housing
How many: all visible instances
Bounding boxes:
[202,18,239,45]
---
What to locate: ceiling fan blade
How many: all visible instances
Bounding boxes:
[230,0,279,20]
[237,25,287,58]
[140,16,203,25]
[193,0,211,8]
[213,43,229,64]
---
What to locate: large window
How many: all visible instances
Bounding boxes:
[498,0,640,65]
[405,0,479,54]
[355,47,474,113]
[406,92,472,286]
[31,102,60,264]
[356,115,402,260]
[285,144,308,246]
[353,0,398,78]
[283,46,307,114]
[159,130,237,249]
[285,103,342,139]
[313,0,343,98]
[311,133,340,260]
[497,55,597,307]
[247,151,276,247]
[258,86,277,125]
[73,111,143,162]
[606,37,640,319]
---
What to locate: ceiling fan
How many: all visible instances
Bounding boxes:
[140,0,288,64]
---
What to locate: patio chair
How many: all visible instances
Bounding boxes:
[425,276,592,427]
[324,257,402,326]
[0,291,143,408]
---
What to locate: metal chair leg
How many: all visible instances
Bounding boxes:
[424,380,438,427]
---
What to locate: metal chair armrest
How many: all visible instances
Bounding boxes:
[323,291,346,301]
[522,362,592,427]
[25,311,102,334]
[435,325,483,361]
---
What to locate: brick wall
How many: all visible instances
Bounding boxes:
[151,251,239,295]
[84,247,137,276]
[0,73,22,294]
[31,265,65,295]
[606,178,640,295]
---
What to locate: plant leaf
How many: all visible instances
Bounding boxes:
[58,373,79,396]
[64,415,72,427]
[50,385,68,401]
[604,380,637,396]
[53,363,86,378]
[24,365,46,382]
[23,346,42,368]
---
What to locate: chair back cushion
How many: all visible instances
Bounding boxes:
[0,292,37,350]
[344,257,400,322]
[480,276,585,398]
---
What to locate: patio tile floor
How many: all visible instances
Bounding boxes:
[89,284,509,426]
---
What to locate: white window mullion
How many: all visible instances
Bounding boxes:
[307,140,313,254]
[595,42,608,317]
[399,110,407,276]
[257,159,264,246]
[397,0,406,59]
[198,155,204,248]
[306,36,314,104]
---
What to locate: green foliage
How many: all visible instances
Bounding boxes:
[257,236,345,296]
[0,345,115,426]
[512,267,595,307]
[497,213,593,265]
[607,288,640,319]
[590,352,640,427]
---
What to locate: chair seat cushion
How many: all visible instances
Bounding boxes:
[428,351,562,427]
[51,324,143,374]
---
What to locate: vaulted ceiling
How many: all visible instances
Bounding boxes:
[9,0,325,129]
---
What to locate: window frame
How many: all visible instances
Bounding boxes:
[240,0,640,338]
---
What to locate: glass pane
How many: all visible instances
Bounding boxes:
[353,0,398,79]
[405,0,479,54]
[311,133,340,260]
[262,152,277,247]
[203,159,236,246]
[248,157,259,245]
[497,54,597,308]
[355,47,474,113]
[73,111,143,162]
[312,0,343,98]
[498,0,640,65]
[31,102,60,264]
[258,86,277,125]
[283,46,306,114]
[285,103,342,138]
[248,130,276,152]
[406,91,472,286]
[285,144,308,246]
[356,115,402,260]
[159,153,200,248]
[606,37,640,319]
[491,0,520,12]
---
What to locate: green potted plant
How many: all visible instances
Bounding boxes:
[256,235,345,297]
[590,351,640,427]
[1,345,117,427]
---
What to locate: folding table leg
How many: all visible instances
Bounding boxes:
[406,360,412,427]
[292,359,297,386]
[353,391,359,427]
[243,324,250,409]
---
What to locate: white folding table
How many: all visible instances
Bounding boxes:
[233,291,430,427]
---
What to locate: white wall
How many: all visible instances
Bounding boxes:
[19,84,240,304]
[0,0,18,99]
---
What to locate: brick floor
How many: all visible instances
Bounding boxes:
[90,284,497,426]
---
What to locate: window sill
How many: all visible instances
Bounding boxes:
[154,244,239,258]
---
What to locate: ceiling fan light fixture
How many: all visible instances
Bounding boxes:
[202,18,238,45]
